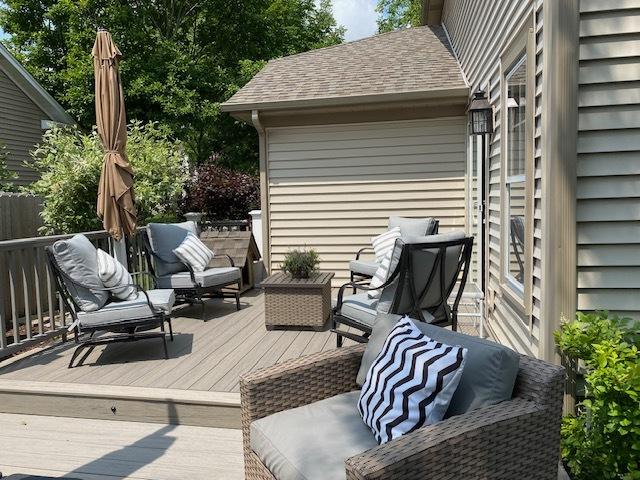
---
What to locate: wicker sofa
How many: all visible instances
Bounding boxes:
[240,344,565,480]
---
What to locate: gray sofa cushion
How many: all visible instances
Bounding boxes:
[52,234,108,312]
[251,391,377,480]
[348,259,379,277]
[147,221,198,276]
[156,267,240,289]
[357,314,520,418]
[337,293,434,330]
[76,289,175,328]
[388,216,437,236]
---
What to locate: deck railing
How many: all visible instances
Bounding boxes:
[0,229,146,360]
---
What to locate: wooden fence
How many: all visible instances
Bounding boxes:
[0,229,147,359]
[0,193,43,241]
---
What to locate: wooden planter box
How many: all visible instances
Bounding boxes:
[260,272,334,331]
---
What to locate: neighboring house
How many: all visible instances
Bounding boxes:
[222,0,640,364]
[0,42,74,186]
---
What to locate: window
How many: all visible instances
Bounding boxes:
[504,55,527,295]
[499,22,534,315]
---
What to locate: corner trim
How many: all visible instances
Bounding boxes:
[540,0,579,363]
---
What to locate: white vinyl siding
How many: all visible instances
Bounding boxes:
[443,0,543,357]
[577,2,640,316]
[265,117,467,287]
[0,68,48,186]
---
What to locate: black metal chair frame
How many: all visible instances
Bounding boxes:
[45,247,173,368]
[510,216,526,283]
[333,236,474,347]
[141,231,241,315]
[349,220,440,293]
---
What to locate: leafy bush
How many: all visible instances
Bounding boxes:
[555,311,640,480]
[281,249,320,279]
[182,164,259,221]
[28,121,188,234]
[0,142,18,192]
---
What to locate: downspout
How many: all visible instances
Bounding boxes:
[251,110,271,273]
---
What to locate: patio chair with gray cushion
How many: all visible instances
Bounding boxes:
[349,216,439,292]
[46,235,174,368]
[239,321,565,480]
[143,221,242,314]
[334,231,473,347]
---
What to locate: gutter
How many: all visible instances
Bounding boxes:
[221,86,469,113]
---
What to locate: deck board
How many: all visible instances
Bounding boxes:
[0,412,243,479]
[0,290,481,394]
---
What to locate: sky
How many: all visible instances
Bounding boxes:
[329,0,379,42]
[0,0,381,44]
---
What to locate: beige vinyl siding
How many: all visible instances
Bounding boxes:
[0,68,47,186]
[577,1,640,316]
[266,117,467,287]
[443,0,543,357]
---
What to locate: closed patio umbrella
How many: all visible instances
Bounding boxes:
[93,29,137,240]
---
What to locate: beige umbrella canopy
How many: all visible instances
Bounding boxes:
[93,29,137,240]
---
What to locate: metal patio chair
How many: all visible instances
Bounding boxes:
[46,237,174,369]
[333,232,473,347]
[143,222,242,315]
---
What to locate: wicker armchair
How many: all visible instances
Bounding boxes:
[240,345,565,480]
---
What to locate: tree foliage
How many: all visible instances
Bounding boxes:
[376,0,422,33]
[0,0,344,170]
[28,122,189,234]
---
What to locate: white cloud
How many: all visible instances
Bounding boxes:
[329,0,379,42]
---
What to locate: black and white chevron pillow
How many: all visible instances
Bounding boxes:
[358,317,467,444]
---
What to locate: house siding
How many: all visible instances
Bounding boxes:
[443,0,543,357]
[265,117,467,287]
[577,1,640,316]
[0,68,48,186]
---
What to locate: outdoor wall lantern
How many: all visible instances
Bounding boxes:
[468,90,494,135]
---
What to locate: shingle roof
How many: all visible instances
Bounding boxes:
[200,231,261,268]
[221,25,467,112]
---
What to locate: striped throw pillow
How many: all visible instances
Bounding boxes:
[368,250,393,299]
[173,232,215,272]
[371,227,401,263]
[358,316,467,444]
[96,249,137,301]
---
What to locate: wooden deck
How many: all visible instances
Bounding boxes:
[0,413,244,479]
[0,289,482,427]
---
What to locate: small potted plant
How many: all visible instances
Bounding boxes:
[281,248,320,279]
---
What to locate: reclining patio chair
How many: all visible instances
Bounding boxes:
[143,221,242,314]
[46,234,174,368]
[240,327,564,479]
[334,231,473,347]
[349,216,439,292]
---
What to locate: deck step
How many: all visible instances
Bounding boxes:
[0,379,241,428]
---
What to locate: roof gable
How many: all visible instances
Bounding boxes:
[222,25,467,113]
[0,42,75,124]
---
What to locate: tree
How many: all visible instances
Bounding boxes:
[0,142,18,192]
[0,0,344,171]
[376,0,422,33]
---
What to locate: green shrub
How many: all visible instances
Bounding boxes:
[28,121,188,234]
[281,249,320,279]
[555,311,640,480]
[0,141,18,192]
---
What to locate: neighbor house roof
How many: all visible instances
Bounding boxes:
[221,25,467,113]
[0,42,75,124]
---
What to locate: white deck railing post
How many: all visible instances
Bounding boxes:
[249,210,263,257]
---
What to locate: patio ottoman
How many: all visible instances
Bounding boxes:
[260,272,334,331]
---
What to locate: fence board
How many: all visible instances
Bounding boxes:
[0,193,42,241]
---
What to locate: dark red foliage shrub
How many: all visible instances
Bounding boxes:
[182,165,260,220]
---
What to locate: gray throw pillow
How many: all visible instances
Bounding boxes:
[52,234,108,312]
[147,221,198,276]
[357,313,520,417]
[388,216,437,236]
